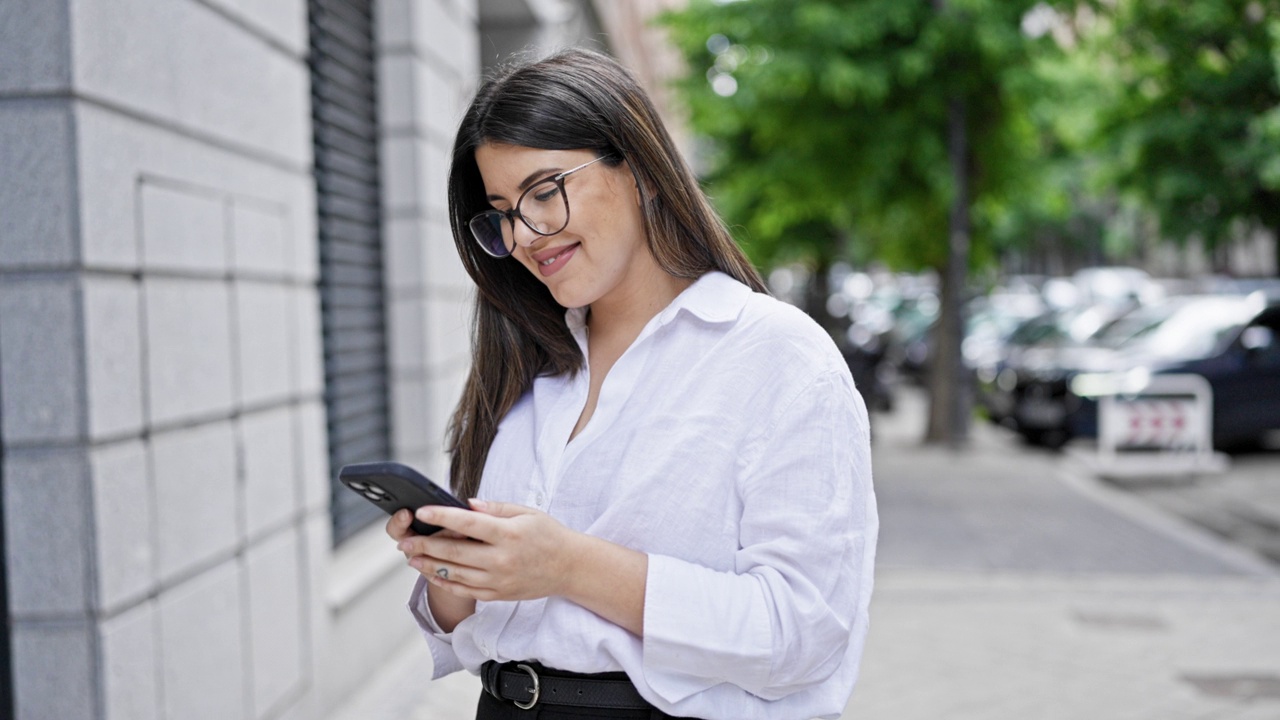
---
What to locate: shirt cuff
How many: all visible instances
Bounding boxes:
[407,576,464,678]
[641,554,773,703]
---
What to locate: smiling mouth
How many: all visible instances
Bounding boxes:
[534,243,579,277]
[537,244,577,265]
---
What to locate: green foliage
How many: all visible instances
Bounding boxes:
[1078,0,1280,253]
[659,0,1052,273]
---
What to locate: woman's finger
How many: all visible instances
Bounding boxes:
[385,508,414,542]
[415,505,504,542]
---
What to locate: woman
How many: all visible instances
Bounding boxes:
[387,48,878,720]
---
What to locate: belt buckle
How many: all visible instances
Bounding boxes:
[514,663,540,710]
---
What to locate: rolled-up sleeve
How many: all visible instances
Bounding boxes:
[640,370,874,703]
[407,576,465,678]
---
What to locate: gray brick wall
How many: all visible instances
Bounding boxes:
[1,0,487,717]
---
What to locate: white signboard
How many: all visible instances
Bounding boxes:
[1089,373,1228,479]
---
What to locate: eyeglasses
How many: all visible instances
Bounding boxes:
[468,155,609,258]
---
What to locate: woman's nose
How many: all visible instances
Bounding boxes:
[510,218,541,249]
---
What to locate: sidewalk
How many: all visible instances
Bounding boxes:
[328,389,1280,719]
[843,390,1280,719]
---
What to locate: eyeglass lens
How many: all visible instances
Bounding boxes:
[469,176,570,257]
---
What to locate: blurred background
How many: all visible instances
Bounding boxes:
[1,1,1278,719]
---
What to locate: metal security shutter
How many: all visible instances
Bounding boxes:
[308,0,391,544]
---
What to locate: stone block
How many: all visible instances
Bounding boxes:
[293,286,325,397]
[0,1,72,93]
[245,529,306,717]
[422,141,451,216]
[296,400,332,513]
[300,514,332,704]
[420,58,462,141]
[3,448,91,616]
[378,53,416,131]
[383,216,426,293]
[389,376,431,458]
[144,277,235,426]
[158,563,248,720]
[90,439,155,612]
[429,368,467,449]
[0,278,83,443]
[387,295,427,372]
[139,181,228,274]
[425,214,471,290]
[234,280,292,407]
[240,407,298,540]
[0,103,77,271]
[317,555,419,710]
[452,0,479,23]
[381,135,422,212]
[411,0,468,76]
[0,109,76,262]
[11,621,95,720]
[456,20,480,85]
[231,198,291,278]
[71,0,311,166]
[151,421,239,583]
[82,275,146,439]
[291,200,319,282]
[200,0,308,56]
[74,104,313,272]
[100,600,162,720]
[425,290,472,372]
[375,0,412,48]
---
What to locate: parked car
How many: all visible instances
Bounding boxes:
[1003,294,1280,450]
[977,301,1138,439]
[1068,295,1280,449]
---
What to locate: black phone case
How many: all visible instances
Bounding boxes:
[338,461,468,535]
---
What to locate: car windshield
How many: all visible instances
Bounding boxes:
[1121,297,1259,360]
[1007,312,1069,346]
[1092,301,1183,349]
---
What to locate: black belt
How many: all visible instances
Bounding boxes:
[481,660,653,711]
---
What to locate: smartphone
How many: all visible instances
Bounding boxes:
[338,461,469,535]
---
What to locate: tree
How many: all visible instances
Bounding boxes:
[660,0,1054,444]
[1076,0,1280,274]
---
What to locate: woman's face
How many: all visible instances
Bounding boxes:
[473,143,657,312]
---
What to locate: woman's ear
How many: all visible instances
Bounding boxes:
[622,161,650,207]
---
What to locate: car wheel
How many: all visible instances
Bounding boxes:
[1020,428,1071,450]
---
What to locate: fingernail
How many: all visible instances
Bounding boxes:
[469,498,487,510]
[397,541,410,552]
[408,558,424,570]
[415,508,434,522]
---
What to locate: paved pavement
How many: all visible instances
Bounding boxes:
[328,388,1280,720]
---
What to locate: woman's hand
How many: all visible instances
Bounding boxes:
[386,508,476,632]
[397,499,649,636]
[396,500,577,602]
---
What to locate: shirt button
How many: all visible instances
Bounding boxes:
[478,640,488,655]
[535,491,545,507]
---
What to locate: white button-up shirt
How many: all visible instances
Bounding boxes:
[409,271,878,720]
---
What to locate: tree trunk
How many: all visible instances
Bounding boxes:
[803,258,835,335]
[1272,232,1279,278]
[925,94,972,447]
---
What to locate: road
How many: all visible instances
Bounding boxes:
[328,387,1280,720]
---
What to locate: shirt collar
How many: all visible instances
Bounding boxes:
[657,271,752,326]
[563,271,752,332]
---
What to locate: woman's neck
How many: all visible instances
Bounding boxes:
[586,269,694,345]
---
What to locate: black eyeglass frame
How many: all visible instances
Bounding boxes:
[468,155,610,258]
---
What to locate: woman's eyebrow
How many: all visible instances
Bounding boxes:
[486,167,562,202]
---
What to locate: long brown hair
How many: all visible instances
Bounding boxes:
[446,48,766,499]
